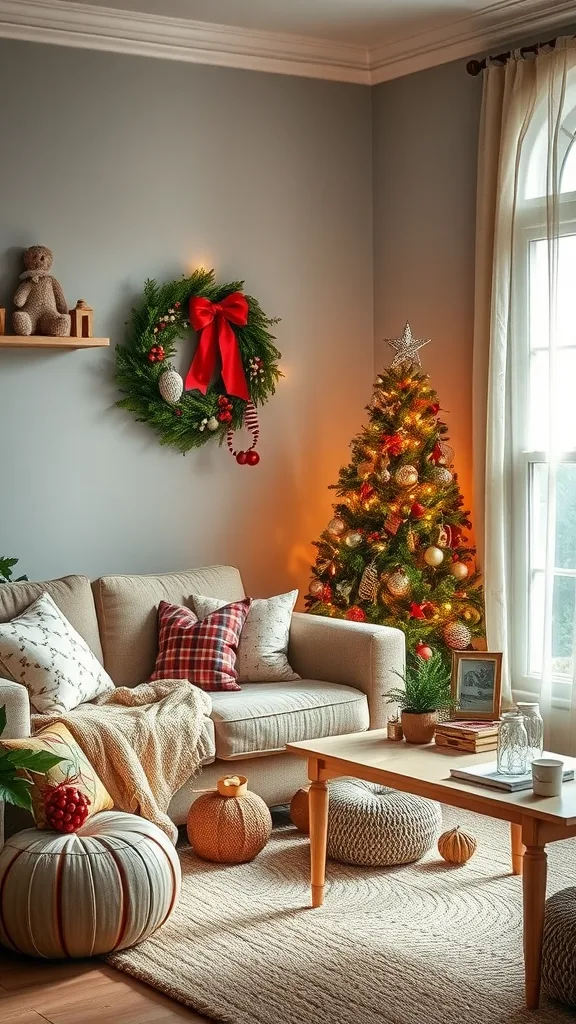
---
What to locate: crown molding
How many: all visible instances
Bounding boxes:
[0,0,370,84]
[0,0,573,86]
[369,0,576,84]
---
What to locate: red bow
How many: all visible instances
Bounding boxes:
[185,292,250,400]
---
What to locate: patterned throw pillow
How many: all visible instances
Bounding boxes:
[0,722,113,827]
[191,591,300,683]
[0,593,115,714]
[149,599,251,692]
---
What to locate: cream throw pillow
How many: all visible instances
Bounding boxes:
[191,591,300,683]
[0,592,115,714]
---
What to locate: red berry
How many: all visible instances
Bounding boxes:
[174,408,182,417]
[72,815,83,827]
[52,809,63,818]
[158,323,166,331]
[236,451,247,465]
[174,301,181,308]
[246,450,260,466]
[57,797,67,808]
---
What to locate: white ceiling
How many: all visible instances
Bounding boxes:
[2,0,576,83]
[67,0,511,48]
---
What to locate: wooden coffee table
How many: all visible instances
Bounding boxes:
[286,731,576,1010]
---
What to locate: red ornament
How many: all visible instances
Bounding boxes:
[415,642,433,660]
[384,513,403,536]
[147,344,165,363]
[345,606,367,622]
[367,531,381,543]
[321,584,333,602]
[246,450,260,466]
[219,411,233,423]
[430,443,443,464]
[381,434,403,456]
[409,602,427,619]
[174,301,181,308]
[236,451,247,465]
[429,402,440,415]
[158,322,166,331]
[44,784,91,833]
[359,481,374,501]
[410,502,426,519]
[174,408,182,417]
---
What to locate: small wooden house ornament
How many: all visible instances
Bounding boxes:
[70,299,94,339]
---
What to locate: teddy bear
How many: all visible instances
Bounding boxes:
[13,246,71,336]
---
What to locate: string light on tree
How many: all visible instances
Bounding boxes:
[306,329,485,665]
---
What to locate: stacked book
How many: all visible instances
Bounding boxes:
[434,720,498,753]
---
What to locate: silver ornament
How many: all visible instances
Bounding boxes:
[443,621,472,650]
[309,579,324,598]
[450,561,469,581]
[424,545,444,567]
[385,321,430,368]
[386,569,410,598]
[158,369,184,405]
[328,517,346,537]
[395,465,418,487]
[431,466,453,485]
[344,530,363,549]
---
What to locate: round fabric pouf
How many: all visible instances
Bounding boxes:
[0,811,181,959]
[542,887,576,1005]
[326,779,442,867]
[187,775,272,864]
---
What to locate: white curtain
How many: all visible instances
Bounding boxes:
[473,38,576,742]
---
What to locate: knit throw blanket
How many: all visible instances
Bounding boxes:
[33,680,212,844]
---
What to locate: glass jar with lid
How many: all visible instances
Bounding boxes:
[516,702,544,761]
[497,710,529,776]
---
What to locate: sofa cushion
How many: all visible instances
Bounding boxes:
[149,599,250,692]
[92,567,245,688]
[209,681,369,760]
[0,575,103,664]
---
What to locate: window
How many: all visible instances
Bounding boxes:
[513,87,576,696]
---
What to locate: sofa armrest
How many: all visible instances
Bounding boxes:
[0,678,31,740]
[288,613,405,730]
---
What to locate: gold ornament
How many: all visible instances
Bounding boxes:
[424,545,444,567]
[358,561,379,602]
[395,465,419,488]
[373,541,387,553]
[327,517,346,537]
[344,530,363,549]
[386,569,411,598]
[407,529,417,553]
[357,460,373,480]
[450,561,469,581]
[461,604,482,625]
[443,621,472,650]
[431,466,453,485]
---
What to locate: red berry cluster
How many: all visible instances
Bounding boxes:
[44,783,91,833]
[217,396,233,423]
[236,450,260,466]
[148,345,165,363]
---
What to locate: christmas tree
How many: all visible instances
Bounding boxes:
[306,323,484,664]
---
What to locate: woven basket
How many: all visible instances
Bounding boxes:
[187,775,272,864]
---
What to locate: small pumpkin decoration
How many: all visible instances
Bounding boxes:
[187,775,272,864]
[290,786,310,833]
[438,825,477,865]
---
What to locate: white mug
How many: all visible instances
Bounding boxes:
[532,758,564,797]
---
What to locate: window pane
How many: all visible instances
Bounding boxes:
[530,463,547,572]
[529,571,576,678]
[529,348,576,450]
[529,570,545,675]
[529,235,576,350]
[555,464,576,570]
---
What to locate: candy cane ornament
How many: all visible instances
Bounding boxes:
[227,401,260,465]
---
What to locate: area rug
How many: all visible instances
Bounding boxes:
[107,805,575,1023]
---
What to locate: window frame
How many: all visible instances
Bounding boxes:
[511,191,576,704]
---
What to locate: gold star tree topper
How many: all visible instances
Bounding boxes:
[385,321,430,368]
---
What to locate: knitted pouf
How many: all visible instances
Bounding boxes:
[0,811,181,958]
[542,887,576,1005]
[326,778,442,867]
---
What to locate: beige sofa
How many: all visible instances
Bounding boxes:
[0,565,405,824]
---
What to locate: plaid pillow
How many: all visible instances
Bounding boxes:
[149,599,251,692]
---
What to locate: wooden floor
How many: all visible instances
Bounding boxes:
[0,952,213,1024]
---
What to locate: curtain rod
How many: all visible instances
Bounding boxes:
[466,36,562,75]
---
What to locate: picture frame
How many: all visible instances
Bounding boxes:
[451,652,503,721]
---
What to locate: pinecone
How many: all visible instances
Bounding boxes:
[358,562,379,602]
[44,784,91,833]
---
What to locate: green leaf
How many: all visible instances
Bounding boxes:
[0,776,34,811]
[2,749,64,773]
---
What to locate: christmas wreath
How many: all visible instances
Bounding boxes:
[116,268,281,461]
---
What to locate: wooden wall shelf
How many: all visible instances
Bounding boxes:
[0,336,109,349]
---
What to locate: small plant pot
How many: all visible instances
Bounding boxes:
[401,710,438,744]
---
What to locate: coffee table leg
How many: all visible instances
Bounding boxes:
[309,779,328,908]
[522,836,547,1010]
[511,823,525,875]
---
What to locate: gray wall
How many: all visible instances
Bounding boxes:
[0,39,373,597]
[372,59,482,520]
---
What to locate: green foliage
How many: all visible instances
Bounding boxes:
[384,652,456,714]
[0,705,63,811]
[306,360,486,665]
[116,269,282,454]
[0,557,27,584]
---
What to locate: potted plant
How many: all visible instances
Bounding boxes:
[0,557,27,584]
[0,706,62,811]
[384,652,457,743]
